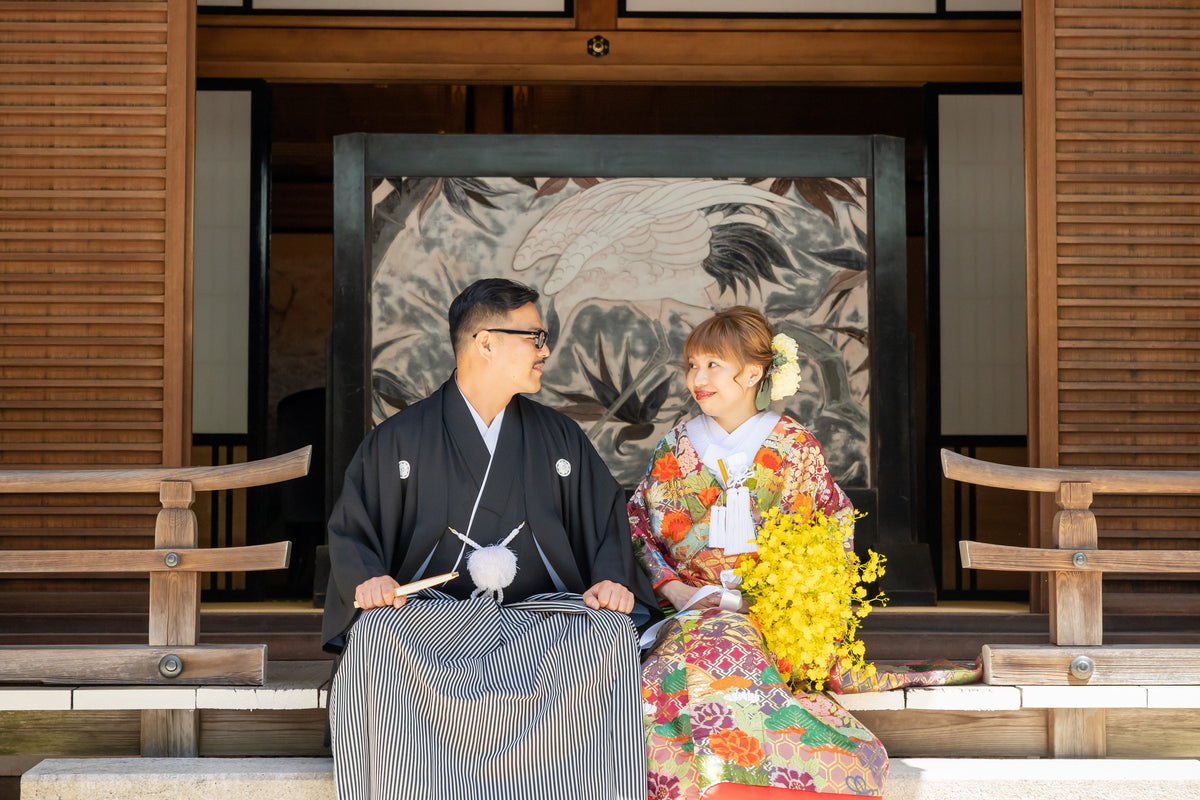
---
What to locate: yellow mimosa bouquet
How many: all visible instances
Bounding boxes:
[736,507,887,691]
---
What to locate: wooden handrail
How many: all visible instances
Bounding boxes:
[0,446,311,494]
[960,540,1200,574]
[0,542,291,574]
[941,448,1200,494]
[943,449,1200,757]
[0,449,312,757]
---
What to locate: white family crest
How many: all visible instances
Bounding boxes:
[398,460,411,479]
[555,458,572,477]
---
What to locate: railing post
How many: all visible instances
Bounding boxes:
[142,479,200,757]
[1048,480,1104,757]
[1049,481,1101,647]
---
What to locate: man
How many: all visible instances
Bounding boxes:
[323,278,658,800]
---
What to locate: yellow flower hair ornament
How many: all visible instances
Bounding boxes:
[755,332,802,410]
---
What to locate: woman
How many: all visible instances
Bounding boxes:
[629,306,887,800]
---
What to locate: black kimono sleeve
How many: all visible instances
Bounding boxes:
[561,416,662,630]
[321,431,394,654]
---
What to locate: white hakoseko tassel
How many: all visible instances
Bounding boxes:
[449,521,526,603]
[467,543,518,594]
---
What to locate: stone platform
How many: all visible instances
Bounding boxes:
[20,757,1200,800]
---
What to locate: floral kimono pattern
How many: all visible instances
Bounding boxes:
[630,416,887,799]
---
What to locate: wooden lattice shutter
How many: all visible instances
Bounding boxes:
[0,0,193,602]
[1028,0,1200,612]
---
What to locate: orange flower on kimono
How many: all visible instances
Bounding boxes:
[697,486,722,507]
[652,452,684,482]
[708,729,765,768]
[660,511,693,542]
[754,450,783,472]
[790,493,813,521]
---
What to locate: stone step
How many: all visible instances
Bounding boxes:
[21,757,1200,800]
[22,758,333,800]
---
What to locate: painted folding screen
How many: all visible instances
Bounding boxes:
[332,134,911,551]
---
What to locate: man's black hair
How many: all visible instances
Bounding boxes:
[448,278,540,354]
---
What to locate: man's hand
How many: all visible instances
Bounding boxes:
[355,575,407,610]
[582,580,635,614]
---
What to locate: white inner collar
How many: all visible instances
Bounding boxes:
[686,411,781,488]
[457,379,505,456]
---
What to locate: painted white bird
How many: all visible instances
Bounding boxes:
[512,178,801,326]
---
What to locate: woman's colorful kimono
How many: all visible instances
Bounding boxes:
[629,415,888,800]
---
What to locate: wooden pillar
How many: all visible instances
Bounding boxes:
[1047,480,1104,757]
[142,479,200,757]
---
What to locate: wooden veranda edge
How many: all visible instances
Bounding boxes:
[0,446,311,494]
[941,448,1200,494]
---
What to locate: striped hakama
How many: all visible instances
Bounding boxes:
[330,591,648,800]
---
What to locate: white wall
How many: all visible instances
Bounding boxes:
[193,90,252,435]
[938,93,1026,437]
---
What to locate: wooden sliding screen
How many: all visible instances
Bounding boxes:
[0,0,194,603]
[1026,0,1200,612]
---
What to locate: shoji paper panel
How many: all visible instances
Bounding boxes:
[193,90,250,436]
[939,93,1026,437]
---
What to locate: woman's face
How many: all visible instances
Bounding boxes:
[685,350,763,427]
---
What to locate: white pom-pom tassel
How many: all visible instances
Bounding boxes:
[467,544,518,595]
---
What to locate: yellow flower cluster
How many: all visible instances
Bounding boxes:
[735,507,887,691]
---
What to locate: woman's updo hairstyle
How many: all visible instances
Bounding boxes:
[684,306,774,379]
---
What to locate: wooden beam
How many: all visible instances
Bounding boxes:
[195,26,1021,85]
[983,644,1200,686]
[0,542,291,574]
[851,709,1048,758]
[960,540,1200,573]
[0,645,267,685]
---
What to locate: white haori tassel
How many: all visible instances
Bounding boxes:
[449,521,526,603]
[707,453,757,555]
[708,505,727,549]
[722,485,757,555]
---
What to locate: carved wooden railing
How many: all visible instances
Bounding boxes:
[942,449,1200,757]
[0,446,311,757]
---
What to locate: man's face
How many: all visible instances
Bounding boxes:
[486,302,551,395]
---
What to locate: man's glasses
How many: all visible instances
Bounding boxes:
[474,328,549,349]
